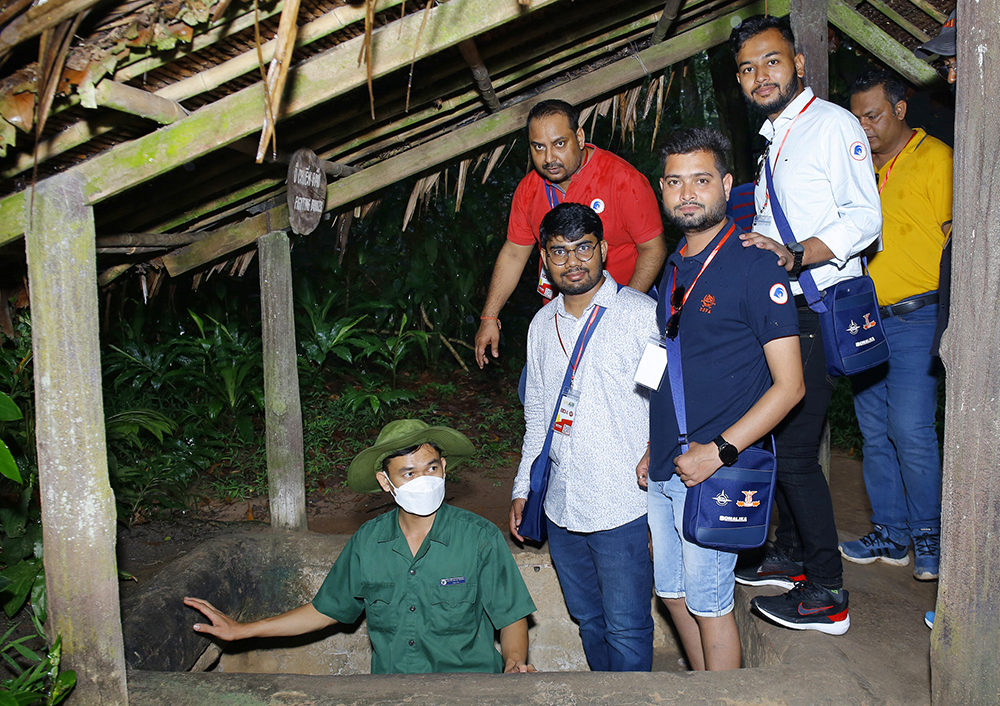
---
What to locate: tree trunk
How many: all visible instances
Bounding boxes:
[931,2,1000,704]
[790,0,828,100]
[258,231,308,531]
[25,173,128,704]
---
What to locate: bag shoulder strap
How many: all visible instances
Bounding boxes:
[764,158,828,314]
[530,303,606,491]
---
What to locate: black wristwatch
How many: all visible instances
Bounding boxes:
[713,436,739,467]
[786,241,804,281]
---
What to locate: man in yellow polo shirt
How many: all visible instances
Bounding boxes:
[839,70,952,582]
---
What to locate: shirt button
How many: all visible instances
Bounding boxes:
[409,605,416,612]
[408,640,415,646]
[409,570,416,575]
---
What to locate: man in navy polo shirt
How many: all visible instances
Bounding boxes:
[636,128,803,670]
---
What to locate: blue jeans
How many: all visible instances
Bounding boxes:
[852,303,942,545]
[545,515,653,671]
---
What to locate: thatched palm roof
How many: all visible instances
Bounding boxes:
[0,0,953,293]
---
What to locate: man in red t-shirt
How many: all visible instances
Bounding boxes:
[474,100,665,368]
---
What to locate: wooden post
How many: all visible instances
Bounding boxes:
[258,231,307,531]
[25,173,127,704]
[931,2,1000,704]
[791,0,828,100]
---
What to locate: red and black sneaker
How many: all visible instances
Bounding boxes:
[735,542,806,590]
[751,580,850,635]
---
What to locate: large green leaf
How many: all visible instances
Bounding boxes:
[0,392,21,422]
[0,441,20,484]
[0,559,42,618]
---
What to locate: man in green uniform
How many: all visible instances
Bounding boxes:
[185,420,537,674]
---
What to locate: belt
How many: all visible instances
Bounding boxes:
[879,292,939,319]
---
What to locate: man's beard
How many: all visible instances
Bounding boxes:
[549,262,604,296]
[665,198,728,234]
[743,72,800,117]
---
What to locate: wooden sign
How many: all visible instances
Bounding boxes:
[287,148,327,235]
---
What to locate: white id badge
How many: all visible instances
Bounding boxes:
[634,338,668,391]
[537,266,555,299]
[553,387,580,436]
[752,211,772,232]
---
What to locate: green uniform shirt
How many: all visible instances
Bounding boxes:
[311,503,536,674]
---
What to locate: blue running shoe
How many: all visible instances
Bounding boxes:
[839,524,909,566]
[925,611,934,629]
[913,531,940,580]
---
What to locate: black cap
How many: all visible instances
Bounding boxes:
[915,11,955,59]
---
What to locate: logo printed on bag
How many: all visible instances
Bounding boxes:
[737,490,761,507]
[769,283,789,304]
[720,515,748,523]
[700,294,716,313]
[712,489,731,506]
[855,336,875,348]
[850,141,867,160]
[846,319,861,335]
[862,313,877,330]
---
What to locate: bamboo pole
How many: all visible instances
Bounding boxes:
[95,80,189,124]
[458,39,501,112]
[0,0,105,55]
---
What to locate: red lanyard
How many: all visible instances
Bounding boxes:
[670,223,736,316]
[877,130,917,195]
[555,304,602,375]
[761,96,817,210]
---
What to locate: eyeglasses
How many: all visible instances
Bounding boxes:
[932,58,956,80]
[665,285,685,340]
[546,241,597,266]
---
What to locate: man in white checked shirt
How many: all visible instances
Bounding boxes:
[510,201,658,672]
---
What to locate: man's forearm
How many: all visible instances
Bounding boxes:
[627,235,667,292]
[799,236,837,267]
[499,618,530,665]
[241,603,337,640]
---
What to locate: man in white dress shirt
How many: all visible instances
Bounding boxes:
[730,14,882,635]
[510,201,657,671]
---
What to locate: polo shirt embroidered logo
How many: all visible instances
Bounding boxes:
[589,198,606,213]
[737,490,761,508]
[769,283,789,305]
[850,141,868,160]
[712,489,731,506]
[699,294,716,313]
[440,576,466,586]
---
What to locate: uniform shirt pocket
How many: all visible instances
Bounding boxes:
[429,582,478,635]
[358,582,396,634]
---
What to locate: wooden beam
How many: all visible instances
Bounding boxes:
[94,81,188,125]
[865,0,931,42]
[258,231,307,531]
[903,0,947,25]
[26,172,127,704]
[828,0,938,87]
[0,0,563,245]
[96,233,205,247]
[162,0,786,276]
[791,0,829,99]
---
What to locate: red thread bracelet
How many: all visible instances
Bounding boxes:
[480,316,501,330]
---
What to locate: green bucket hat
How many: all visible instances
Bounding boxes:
[346,419,475,493]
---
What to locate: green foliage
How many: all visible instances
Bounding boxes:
[828,377,865,453]
[0,631,75,706]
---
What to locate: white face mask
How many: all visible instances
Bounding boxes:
[385,474,445,516]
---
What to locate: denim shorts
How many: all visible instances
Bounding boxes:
[647,475,736,617]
